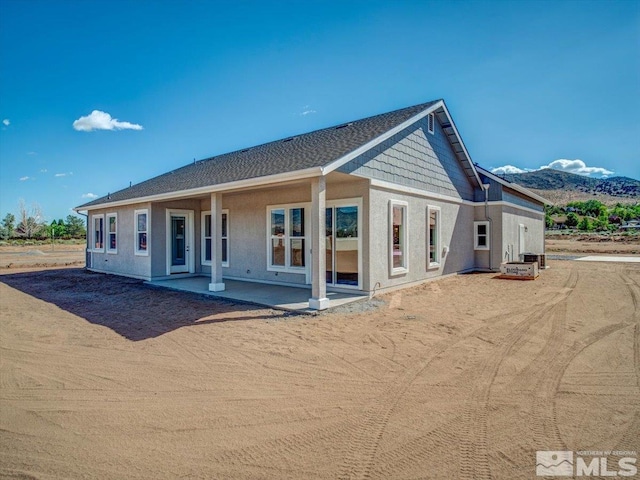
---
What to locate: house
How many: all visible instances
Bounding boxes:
[76,99,548,310]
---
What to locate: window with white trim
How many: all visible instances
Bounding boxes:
[92,214,104,252]
[389,200,408,274]
[106,213,117,253]
[427,113,435,135]
[267,206,306,272]
[135,209,149,255]
[202,210,229,267]
[427,206,441,267]
[474,221,490,250]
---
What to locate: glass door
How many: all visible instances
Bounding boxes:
[171,215,189,273]
[325,204,360,288]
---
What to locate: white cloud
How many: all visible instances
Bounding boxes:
[73,110,143,132]
[491,165,528,175]
[2,119,9,126]
[55,172,73,177]
[490,159,614,178]
[40,169,47,173]
[19,176,31,181]
[541,159,614,177]
[300,105,316,116]
[82,193,98,199]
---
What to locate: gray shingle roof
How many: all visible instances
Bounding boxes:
[78,100,440,209]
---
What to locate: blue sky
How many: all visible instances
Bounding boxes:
[1,0,638,221]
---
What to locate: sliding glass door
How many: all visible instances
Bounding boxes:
[325,203,360,288]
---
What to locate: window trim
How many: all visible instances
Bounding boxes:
[325,198,363,290]
[266,203,310,275]
[106,212,117,254]
[427,112,435,135]
[427,205,441,268]
[201,209,229,267]
[134,209,149,256]
[389,200,409,275]
[474,220,490,250]
[91,214,105,253]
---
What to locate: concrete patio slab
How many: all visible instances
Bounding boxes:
[575,255,640,263]
[147,277,368,312]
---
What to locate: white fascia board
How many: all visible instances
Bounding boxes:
[438,102,483,188]
[368,178,544,216]
[321,101,444,176]
[475,166,550,205]
[76,167,323,212]
[368,178,467,205]
[488,201,545,217]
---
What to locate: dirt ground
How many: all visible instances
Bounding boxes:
[0,244,85,269]
[546,234,640,256]
[1,255,638,478]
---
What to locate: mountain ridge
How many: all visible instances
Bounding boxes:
[489,169,639,204]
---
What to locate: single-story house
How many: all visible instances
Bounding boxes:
[76,99,548,310]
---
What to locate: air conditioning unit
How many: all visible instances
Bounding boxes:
[522,253,546,269]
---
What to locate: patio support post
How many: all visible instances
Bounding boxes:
[209,192,226,292]
[309,176,329,310]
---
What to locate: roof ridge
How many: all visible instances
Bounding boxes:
[196,99,440,165]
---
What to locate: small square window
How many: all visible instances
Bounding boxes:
[474,221,490,250]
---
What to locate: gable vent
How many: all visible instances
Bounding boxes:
[427,113,435,135]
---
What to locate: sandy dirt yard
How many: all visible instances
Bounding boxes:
[546,234,640,256]
[0,244,85,269]
[1,258,638,479]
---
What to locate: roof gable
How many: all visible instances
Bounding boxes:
[78,99,480,210]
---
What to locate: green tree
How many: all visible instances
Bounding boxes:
[65,215,86,238]
[48,219,67,239]
[545,213,554,229]
[566,212,579,228]
[2,213,15,238]
[578,217,593,231]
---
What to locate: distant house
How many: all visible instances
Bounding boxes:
[620,220,640,231]
[76,99,548,310]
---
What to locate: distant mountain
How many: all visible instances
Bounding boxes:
[493,169,639,204]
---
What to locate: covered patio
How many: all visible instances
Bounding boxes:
[147,277,368,312]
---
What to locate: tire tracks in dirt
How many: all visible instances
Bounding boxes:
[336,270,580,479]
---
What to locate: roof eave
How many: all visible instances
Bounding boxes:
[75,166,324,212]
[475,166,552,205]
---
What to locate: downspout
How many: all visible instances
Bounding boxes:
[482,183,493,271]
[77,212,90,270]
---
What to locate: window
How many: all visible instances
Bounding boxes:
[135,209,148,255]
[474,221,490,250]
[106,213,117,253]
[92,214,104,252]
[202,210,229,266]
[427,112,435,135]
[427,206,441,267]
[389,200,408,274]
[267,205,307,272]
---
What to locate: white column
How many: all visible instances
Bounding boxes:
[209,192,225,292]
[309,176,329,310]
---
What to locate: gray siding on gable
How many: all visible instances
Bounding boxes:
[503,188,544,212]
[475,174,503,202]
[338,116,475,201]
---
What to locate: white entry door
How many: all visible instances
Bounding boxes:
[167,210,194,274]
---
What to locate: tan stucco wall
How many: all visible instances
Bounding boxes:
[86,202,152,279]
[368,186,475,292]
